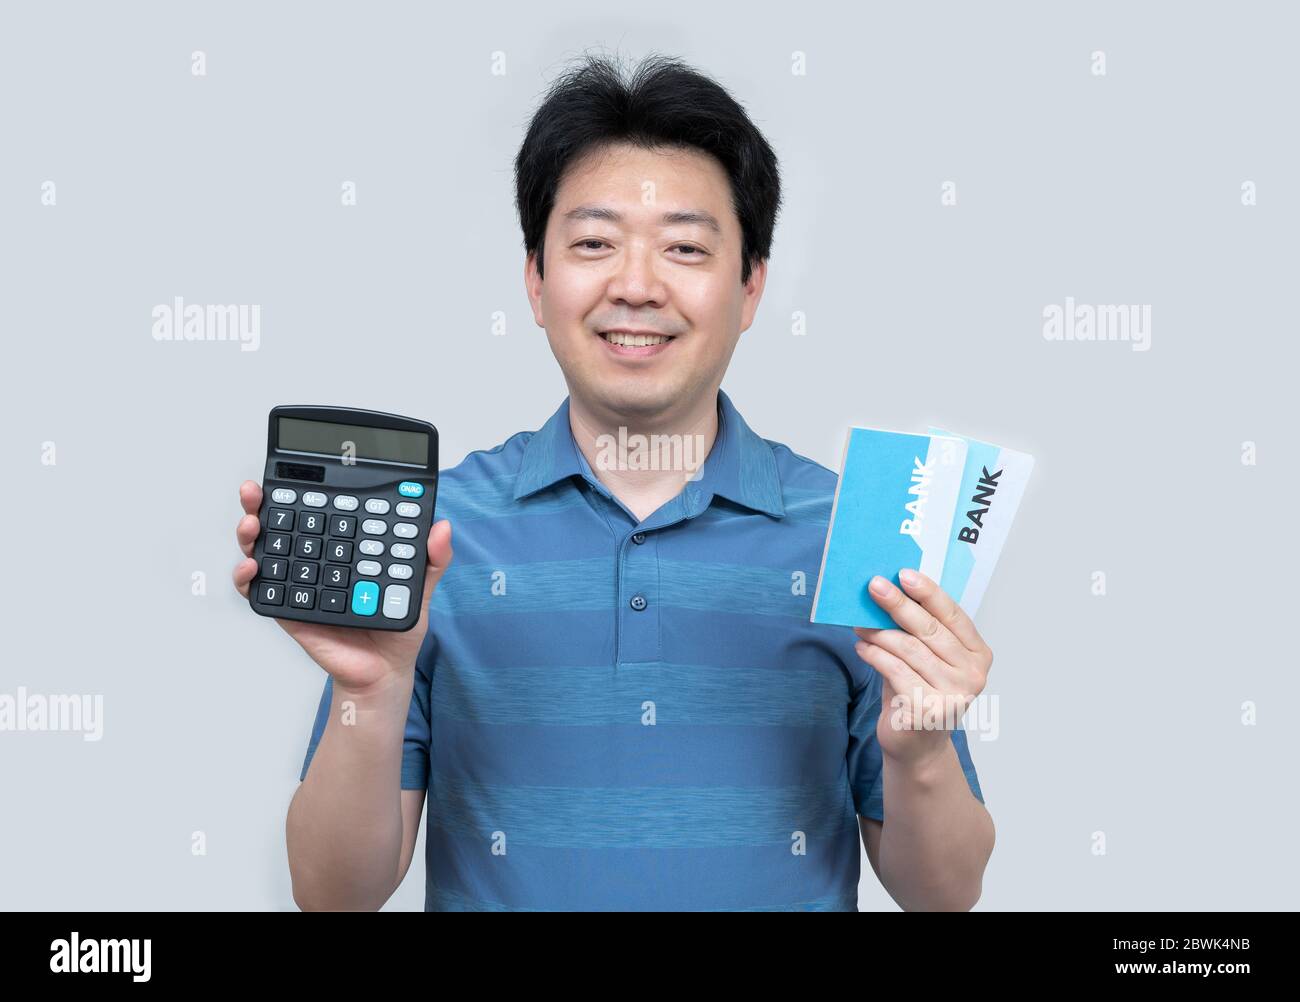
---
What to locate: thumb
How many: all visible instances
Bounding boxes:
[422,519,453,601]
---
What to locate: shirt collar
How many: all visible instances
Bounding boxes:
[512,387,785,518]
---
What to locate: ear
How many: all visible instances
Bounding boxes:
[739,257,768,334]
[524,250,546,328]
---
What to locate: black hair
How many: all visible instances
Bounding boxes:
[513,51,782,286]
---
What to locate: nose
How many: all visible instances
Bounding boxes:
[606,241,667,308]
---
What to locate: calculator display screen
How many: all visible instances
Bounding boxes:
[277,417,429,466]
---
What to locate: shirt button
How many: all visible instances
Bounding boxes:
[632,533,646,544]
[629,594,648,612]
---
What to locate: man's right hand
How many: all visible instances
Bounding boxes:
[232,480,453,694]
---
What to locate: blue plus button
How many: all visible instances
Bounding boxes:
[351,581,380,616]
[398,481,424,498]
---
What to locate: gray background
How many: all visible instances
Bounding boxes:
[1,0,1294,910]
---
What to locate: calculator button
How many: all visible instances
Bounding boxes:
[295,536,321,559]
[291,561,319,585]
[361,519,388,536]
[302,492,328,508]
[271,488,297,504]
[257,581,285,605]
[393,522,418,539]
[351,581,379,616]
[387,563,413,580]
[382,584,411,619]
[298,511,326,535]
[356,560,382,576]
[330,515,356,538]
[398,482,424,498]
[323,565,350,588]
[395,502,421,518]
[327,540,353,562]
[267,508,295,531]
[389,543,416,560]
[265,532,291,556]
[288,586,316,609]
[320,589,347,613]
[332,495,359,511]
[259,557,288,580]
[364,498,390,515]
[358,539,385,557]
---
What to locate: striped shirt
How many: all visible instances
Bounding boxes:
[300,387,984,910]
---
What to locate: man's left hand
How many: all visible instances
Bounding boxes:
[853,568,993,768]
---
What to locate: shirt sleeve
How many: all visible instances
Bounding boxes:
[845,644,985,821]
[298,626,438,791]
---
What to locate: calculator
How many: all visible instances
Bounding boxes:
[248,405,438,632]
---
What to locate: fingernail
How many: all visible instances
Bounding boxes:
[900,568,919,586]
[869,576,890,596]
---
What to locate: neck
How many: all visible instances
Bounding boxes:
[568,391,720,522]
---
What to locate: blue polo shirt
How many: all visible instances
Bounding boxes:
[299,388,984,910]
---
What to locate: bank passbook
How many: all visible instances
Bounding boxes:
[248,406,438,632]
[927,427,1035,620]
[811,428,968,629]
[810,426,1033,629]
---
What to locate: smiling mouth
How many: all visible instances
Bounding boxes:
[598,331,676,347]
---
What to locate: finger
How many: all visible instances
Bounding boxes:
[232,556,257,598]
[240,480,263,517]
[895,568,988,656]
[867,572,968,665]
[236,513,260,558]
[417,519,453,617]
[855,638,930,699]
[860,628,951,690]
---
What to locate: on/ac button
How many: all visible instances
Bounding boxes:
[398,481,424,498]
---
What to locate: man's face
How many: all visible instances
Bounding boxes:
[526,141,766,422]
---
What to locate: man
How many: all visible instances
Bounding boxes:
[232,53,995,911]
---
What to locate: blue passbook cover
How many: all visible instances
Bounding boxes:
[810,428,968,629]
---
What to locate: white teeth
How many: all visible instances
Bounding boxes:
[602,331,672,347]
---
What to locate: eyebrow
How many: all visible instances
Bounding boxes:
[562,205,722,234]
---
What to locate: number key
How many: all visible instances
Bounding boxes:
[260,557,287,580]
[257,581,285,606]
[267,508,295,531]
[299,511,326,534]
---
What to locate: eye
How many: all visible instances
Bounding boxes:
[574,239,609,251]
[672,244,707,256]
